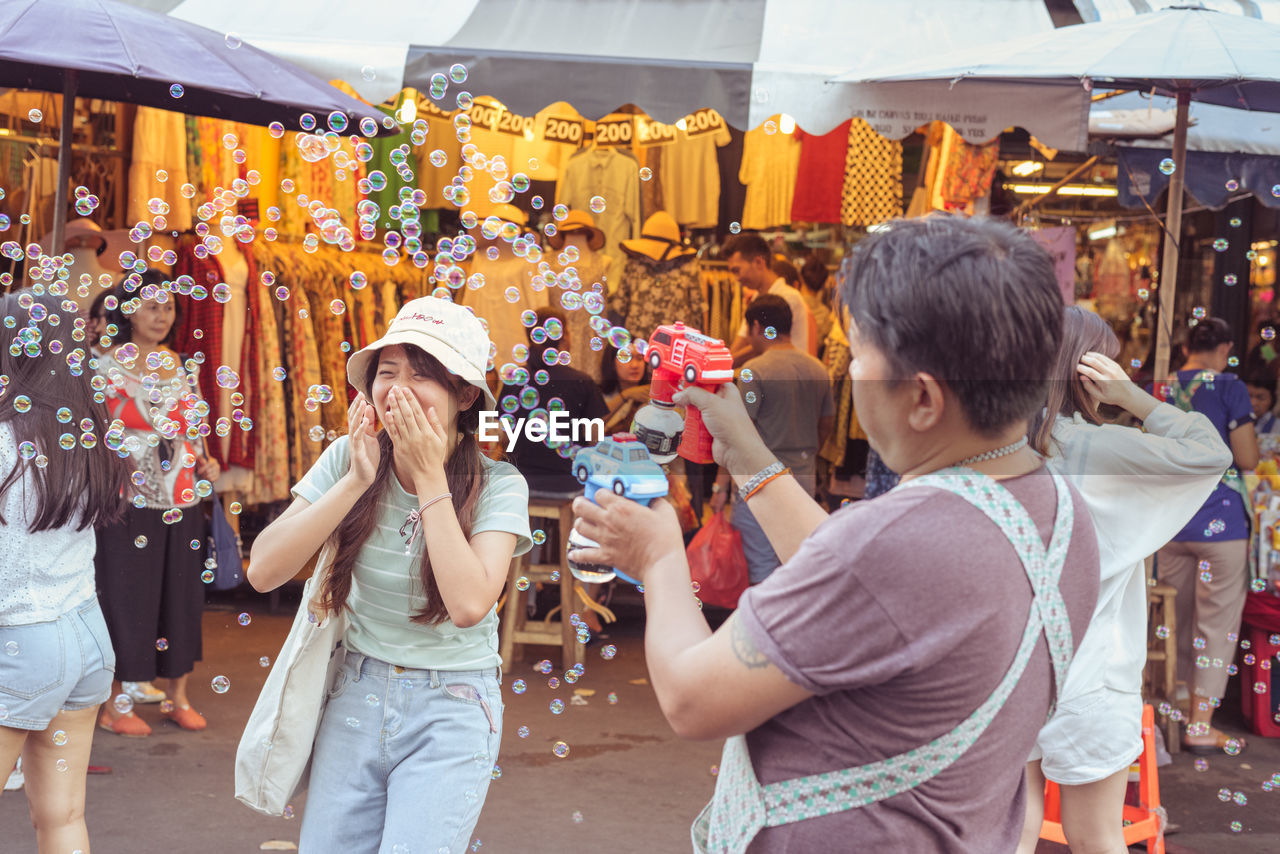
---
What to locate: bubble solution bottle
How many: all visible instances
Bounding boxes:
[631,371,685,464]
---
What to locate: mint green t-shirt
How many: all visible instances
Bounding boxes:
[293,436,532,670]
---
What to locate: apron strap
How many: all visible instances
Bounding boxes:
[756,468,1074,824]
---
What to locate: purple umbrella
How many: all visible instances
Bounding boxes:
[0,0,390,252]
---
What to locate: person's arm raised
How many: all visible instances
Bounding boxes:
[571,493,812,740]
[674,384,829,562]
[247,394,380,592]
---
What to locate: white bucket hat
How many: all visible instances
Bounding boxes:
[346,296,496,409]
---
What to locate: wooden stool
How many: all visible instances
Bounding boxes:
[1144,580,1181,753]
[1040,704,1165,853]
[499,496,584,672]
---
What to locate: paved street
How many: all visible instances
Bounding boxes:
[2,589,1277,853]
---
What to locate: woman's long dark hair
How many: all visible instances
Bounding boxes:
[318,345,485,625]
[0,291,127,531]
[1030,306,1121,455]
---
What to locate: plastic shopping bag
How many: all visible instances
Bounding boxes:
[686,511,749,609]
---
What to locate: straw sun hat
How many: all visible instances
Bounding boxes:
[620,211,695,262]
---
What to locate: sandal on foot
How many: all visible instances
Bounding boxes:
[98,710,151,737]
[163,703,207,731]
[1182,731,1246,756]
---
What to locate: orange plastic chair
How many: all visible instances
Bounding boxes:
[1040,703,1165,853]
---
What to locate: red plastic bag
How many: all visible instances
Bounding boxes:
[686,511,749,609]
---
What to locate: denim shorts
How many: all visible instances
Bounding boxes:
[299,648,504,854]
[0,597,115,731]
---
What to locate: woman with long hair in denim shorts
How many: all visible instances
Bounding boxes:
[0,291,128,852]
[249,296,531,853]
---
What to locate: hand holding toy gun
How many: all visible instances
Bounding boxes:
[632,322,735,465]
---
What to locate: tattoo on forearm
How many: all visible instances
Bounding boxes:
[730,618,770,670]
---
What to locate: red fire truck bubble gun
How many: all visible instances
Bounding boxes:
[632,322,734,465]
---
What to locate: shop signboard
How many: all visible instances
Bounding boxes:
[593,115,634,147]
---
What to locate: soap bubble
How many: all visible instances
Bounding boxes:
[449,63,468,83]
[237,613,252,627]
[134,535,148,548]
[1225,179,1240,192]
[1213,238,1229,252]
[113,694,133,715]
[640,167,652,181]
[216,366,241,388]
[51,730,68,746]
[550,699,565,714]
[589,196,606,214]
[1158,158,1176,176]
[511,679,527,694]
[156,637,169,651]
[552,741,570,758]
[169,84,184,99]
[211,675,231,693]
[601,644,617,660]
[327,111,349,133]
[28,109,42,123]
[224,32,242,49]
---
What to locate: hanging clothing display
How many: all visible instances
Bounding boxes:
[791,120,851,223]
[550,248,611,383]
[557,148,641,287]
[818,323,867,469]
[194,117,241,199]
[938,126,1001,211]
[660,109,732,229]
[459,248,549,367]
[738,121,801,231]
[280,286,325,486]
[416,101,466,209]
[247,279,290,506]
[216,246,252,488]
[128,106,193,231]
[609,254,705,342]
[700,264,742,345]
[841,119,903,228]
[367,99,414,231]
[170,238,259,472]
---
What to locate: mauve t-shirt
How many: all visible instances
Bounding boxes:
[736,467,1100,853]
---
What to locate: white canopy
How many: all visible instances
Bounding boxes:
[125,0,1090,145]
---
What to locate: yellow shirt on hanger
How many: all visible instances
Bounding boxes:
[660,108,731,229]
[739,117,801,230]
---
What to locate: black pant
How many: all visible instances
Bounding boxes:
[95,505,206,682]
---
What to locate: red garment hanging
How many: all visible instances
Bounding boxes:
[171,238,259,471]
[790,120,850,223]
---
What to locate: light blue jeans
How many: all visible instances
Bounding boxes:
[299,649,503,854]
[731,498,781,584]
